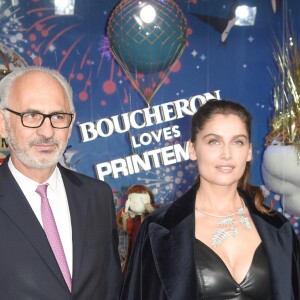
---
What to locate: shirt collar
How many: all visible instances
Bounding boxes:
[8,157,59,193]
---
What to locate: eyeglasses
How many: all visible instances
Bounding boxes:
[4,108,74,129]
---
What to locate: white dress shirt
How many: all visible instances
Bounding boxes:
[8,158,73,275]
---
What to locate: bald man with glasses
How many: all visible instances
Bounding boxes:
[0,67,123,300]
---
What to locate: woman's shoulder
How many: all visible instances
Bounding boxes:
[251,201,293,228]
[143,184,198,227]
[144,203,173,224]
[265,208,289,223]
[241,188,293,228]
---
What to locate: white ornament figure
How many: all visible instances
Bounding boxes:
[262,142,300,216]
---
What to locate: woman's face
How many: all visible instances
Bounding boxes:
[189,113,252,188]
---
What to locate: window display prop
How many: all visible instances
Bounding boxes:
[0,138,9,165]
[107,0,187,106]
[191,3,257,43]
[0,42,27,80]
[117,184,155,272]
[0,42,27,161]
[262,15,300,216]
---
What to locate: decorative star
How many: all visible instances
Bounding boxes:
[248,36,254,42]
[191,49,198,57]
[200,54,206,61]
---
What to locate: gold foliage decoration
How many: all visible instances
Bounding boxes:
[0,43,27,81]
[265,12,300,160]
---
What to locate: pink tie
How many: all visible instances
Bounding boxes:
[36,184,72,291]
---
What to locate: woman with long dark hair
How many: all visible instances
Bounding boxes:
[121,99,300,300]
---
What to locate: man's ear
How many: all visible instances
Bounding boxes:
[188,140,197,161]
[71,111,76,125]
[68,112,76,139]
[0,110,8,139]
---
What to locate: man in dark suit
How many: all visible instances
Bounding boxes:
[0,66,123,299]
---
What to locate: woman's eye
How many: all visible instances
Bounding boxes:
[208,139,219,145]
[234,140,244,145]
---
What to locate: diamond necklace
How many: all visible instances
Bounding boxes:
[195,198,251,248]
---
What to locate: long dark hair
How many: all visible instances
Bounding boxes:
[191,99,270,214]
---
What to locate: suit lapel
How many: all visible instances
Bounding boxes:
[0,162,67,290]
[59,165,88,293]
[149,215,198,300]
[241,190,294,300]
[252,214,293,300]
[149,185,198,300]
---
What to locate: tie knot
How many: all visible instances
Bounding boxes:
[36,184,49,198]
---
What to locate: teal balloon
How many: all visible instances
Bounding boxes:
[107,0,187,74]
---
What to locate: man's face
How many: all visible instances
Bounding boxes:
[0,71,75,173]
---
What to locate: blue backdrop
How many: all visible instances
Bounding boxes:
[0,0,299,235]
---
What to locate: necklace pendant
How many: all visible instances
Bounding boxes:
[195,198,252,248]
[237,207,246,216]
[218,216,234,226]
[230,227,238,236]
[212,229,229,248]
[239,216,251,229]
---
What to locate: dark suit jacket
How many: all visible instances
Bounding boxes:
[121,184,300,300]
[0,157,123,300]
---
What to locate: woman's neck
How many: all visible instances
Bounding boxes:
[195,184,242,213]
